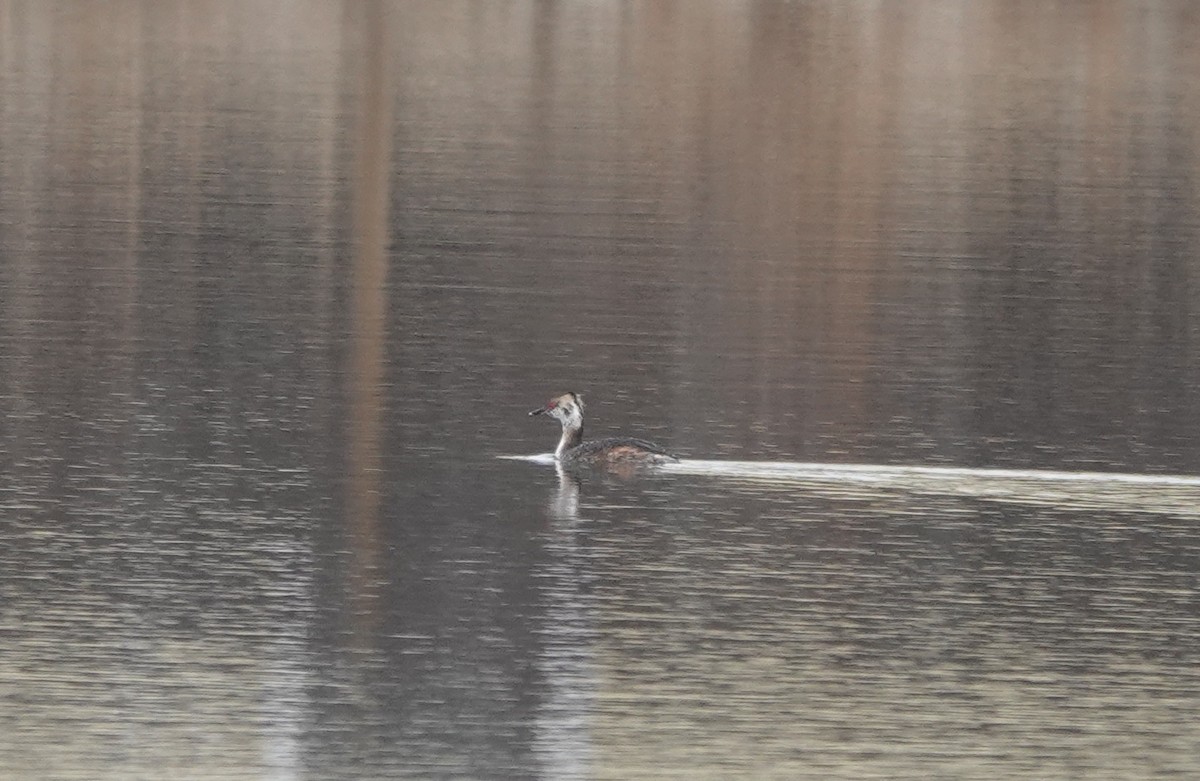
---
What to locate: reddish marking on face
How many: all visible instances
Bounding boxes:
[546,400,558,409]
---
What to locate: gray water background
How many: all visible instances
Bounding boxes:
[2,2,1199,779]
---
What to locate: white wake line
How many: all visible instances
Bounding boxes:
[668,460,1200,515]
[500,453,1200,487]
[664,459,1200,488]
[500,455,1200,513]
[498,453,558,465]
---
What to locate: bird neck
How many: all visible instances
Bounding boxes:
[556,423,583,459]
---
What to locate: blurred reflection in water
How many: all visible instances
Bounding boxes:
[2,1,1199,779]
[532,464,1200,780]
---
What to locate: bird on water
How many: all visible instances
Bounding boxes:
[529,392,679,466]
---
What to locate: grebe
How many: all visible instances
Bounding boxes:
[529,392,679,466]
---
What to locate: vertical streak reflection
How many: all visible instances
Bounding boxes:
[346,0,392,635]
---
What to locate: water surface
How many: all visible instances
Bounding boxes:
[2,1,1199,779]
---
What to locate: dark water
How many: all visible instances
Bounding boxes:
[3,2,1200,779]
